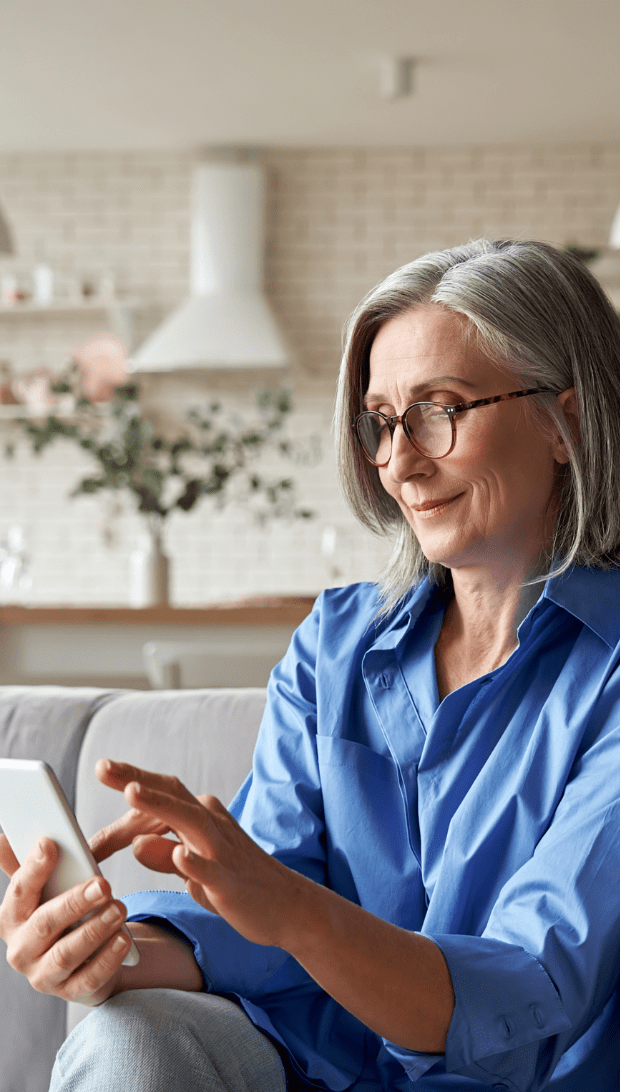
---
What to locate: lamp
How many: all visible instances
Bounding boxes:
[0,203,14,256]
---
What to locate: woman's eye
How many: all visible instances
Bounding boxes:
[428,392,459,404]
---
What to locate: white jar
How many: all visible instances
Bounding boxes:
[129,527,169,608]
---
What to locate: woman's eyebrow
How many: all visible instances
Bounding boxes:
[363,375,478,407]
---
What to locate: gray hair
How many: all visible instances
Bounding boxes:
[334,239,620,611]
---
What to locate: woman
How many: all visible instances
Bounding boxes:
[2,238,620,1092]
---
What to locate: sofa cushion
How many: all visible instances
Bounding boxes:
[75,687,267,898]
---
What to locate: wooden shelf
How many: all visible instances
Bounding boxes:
[0,597,317,627]
[0,300,134,316]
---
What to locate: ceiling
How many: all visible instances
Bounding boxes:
[0,0,619,152]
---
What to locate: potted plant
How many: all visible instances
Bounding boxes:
[7,371,316,605]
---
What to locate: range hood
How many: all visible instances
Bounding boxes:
[130,162,289,371]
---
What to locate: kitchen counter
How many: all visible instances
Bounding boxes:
[0,596,317,688]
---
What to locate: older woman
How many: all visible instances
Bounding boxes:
[2,239,620,1092]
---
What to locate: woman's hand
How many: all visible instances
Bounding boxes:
[0,833,130,1006]
[94,759,454,1052]
[95,758,303,949]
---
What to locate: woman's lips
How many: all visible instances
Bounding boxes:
[411,494,462,518]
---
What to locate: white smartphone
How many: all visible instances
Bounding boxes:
[0,758,139,966]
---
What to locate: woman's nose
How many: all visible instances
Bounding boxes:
[385,423,431,483]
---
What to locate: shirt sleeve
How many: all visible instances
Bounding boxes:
[384,707,620,1091]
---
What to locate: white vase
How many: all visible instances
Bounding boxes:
[129,522,170,607]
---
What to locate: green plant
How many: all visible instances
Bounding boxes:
[7,372,317,525]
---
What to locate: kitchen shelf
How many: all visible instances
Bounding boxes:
[0,299,130,315]
[0,598,317,627]
[0,298,137,349]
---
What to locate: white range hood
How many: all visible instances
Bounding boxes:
[130,162,289,371]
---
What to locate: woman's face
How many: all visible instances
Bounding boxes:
[366,304,569,578]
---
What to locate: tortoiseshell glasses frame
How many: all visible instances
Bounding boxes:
[352,388,554,466]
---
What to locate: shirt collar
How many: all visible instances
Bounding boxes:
[371,577,446,653]
[375,565,620,653]
[542,565,620,649]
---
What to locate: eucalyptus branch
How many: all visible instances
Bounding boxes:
[6,373,317,525]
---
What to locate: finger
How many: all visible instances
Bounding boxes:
[124,782,218,858]
[171,846,221,915]
[68,929,132,1005]
[27,901,129,998]
[6,874,113,971]
[90,809,171,863]
[183,876,220,915]
[0,833,20,877]
[1,838,59,929]
[96,759,197,806]
[132,833,183,875]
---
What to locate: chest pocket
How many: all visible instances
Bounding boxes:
[316,736,426,929]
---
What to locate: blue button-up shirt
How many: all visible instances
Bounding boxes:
[125,565,620,1091]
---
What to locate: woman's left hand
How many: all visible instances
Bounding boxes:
[94,759,302,949]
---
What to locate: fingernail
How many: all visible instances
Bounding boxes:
[84,880,104,902]
[36,838,47,861]
[113,933,129,951]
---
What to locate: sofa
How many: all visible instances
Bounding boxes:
[0,684,268,1092]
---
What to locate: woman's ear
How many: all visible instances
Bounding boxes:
[552,387,580,465]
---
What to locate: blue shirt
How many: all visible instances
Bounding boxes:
[125,565,620,1091]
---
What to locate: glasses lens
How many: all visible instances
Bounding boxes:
[356,412,391,465]
[404,403,453,458]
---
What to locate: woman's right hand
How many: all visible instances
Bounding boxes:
[0,833,131,1006]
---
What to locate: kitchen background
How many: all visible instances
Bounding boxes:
[0,0,619,619]
[1,143,619,605]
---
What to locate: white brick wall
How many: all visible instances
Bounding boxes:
[0,144,619,604]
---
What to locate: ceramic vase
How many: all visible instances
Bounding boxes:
[129,518,169,607]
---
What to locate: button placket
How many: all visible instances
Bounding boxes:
[363,648,426,864]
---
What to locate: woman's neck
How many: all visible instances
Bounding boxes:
[434,565,544,700]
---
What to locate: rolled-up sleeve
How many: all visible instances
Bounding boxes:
[384,723,620,1090]
[123,889,295,996]
[383,935,571,1089]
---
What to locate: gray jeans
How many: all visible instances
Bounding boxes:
[49,989,288,1092]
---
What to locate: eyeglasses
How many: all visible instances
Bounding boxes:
[352,388,554,466]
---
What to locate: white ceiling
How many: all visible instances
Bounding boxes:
[1,0,619,151]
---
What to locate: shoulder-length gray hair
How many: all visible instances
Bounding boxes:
[335,238,620,610]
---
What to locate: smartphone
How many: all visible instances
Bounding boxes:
[0,758,139,966]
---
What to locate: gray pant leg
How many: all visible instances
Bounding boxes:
[49,990,288,1092]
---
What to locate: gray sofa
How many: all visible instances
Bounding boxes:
[0,684,267,1092]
